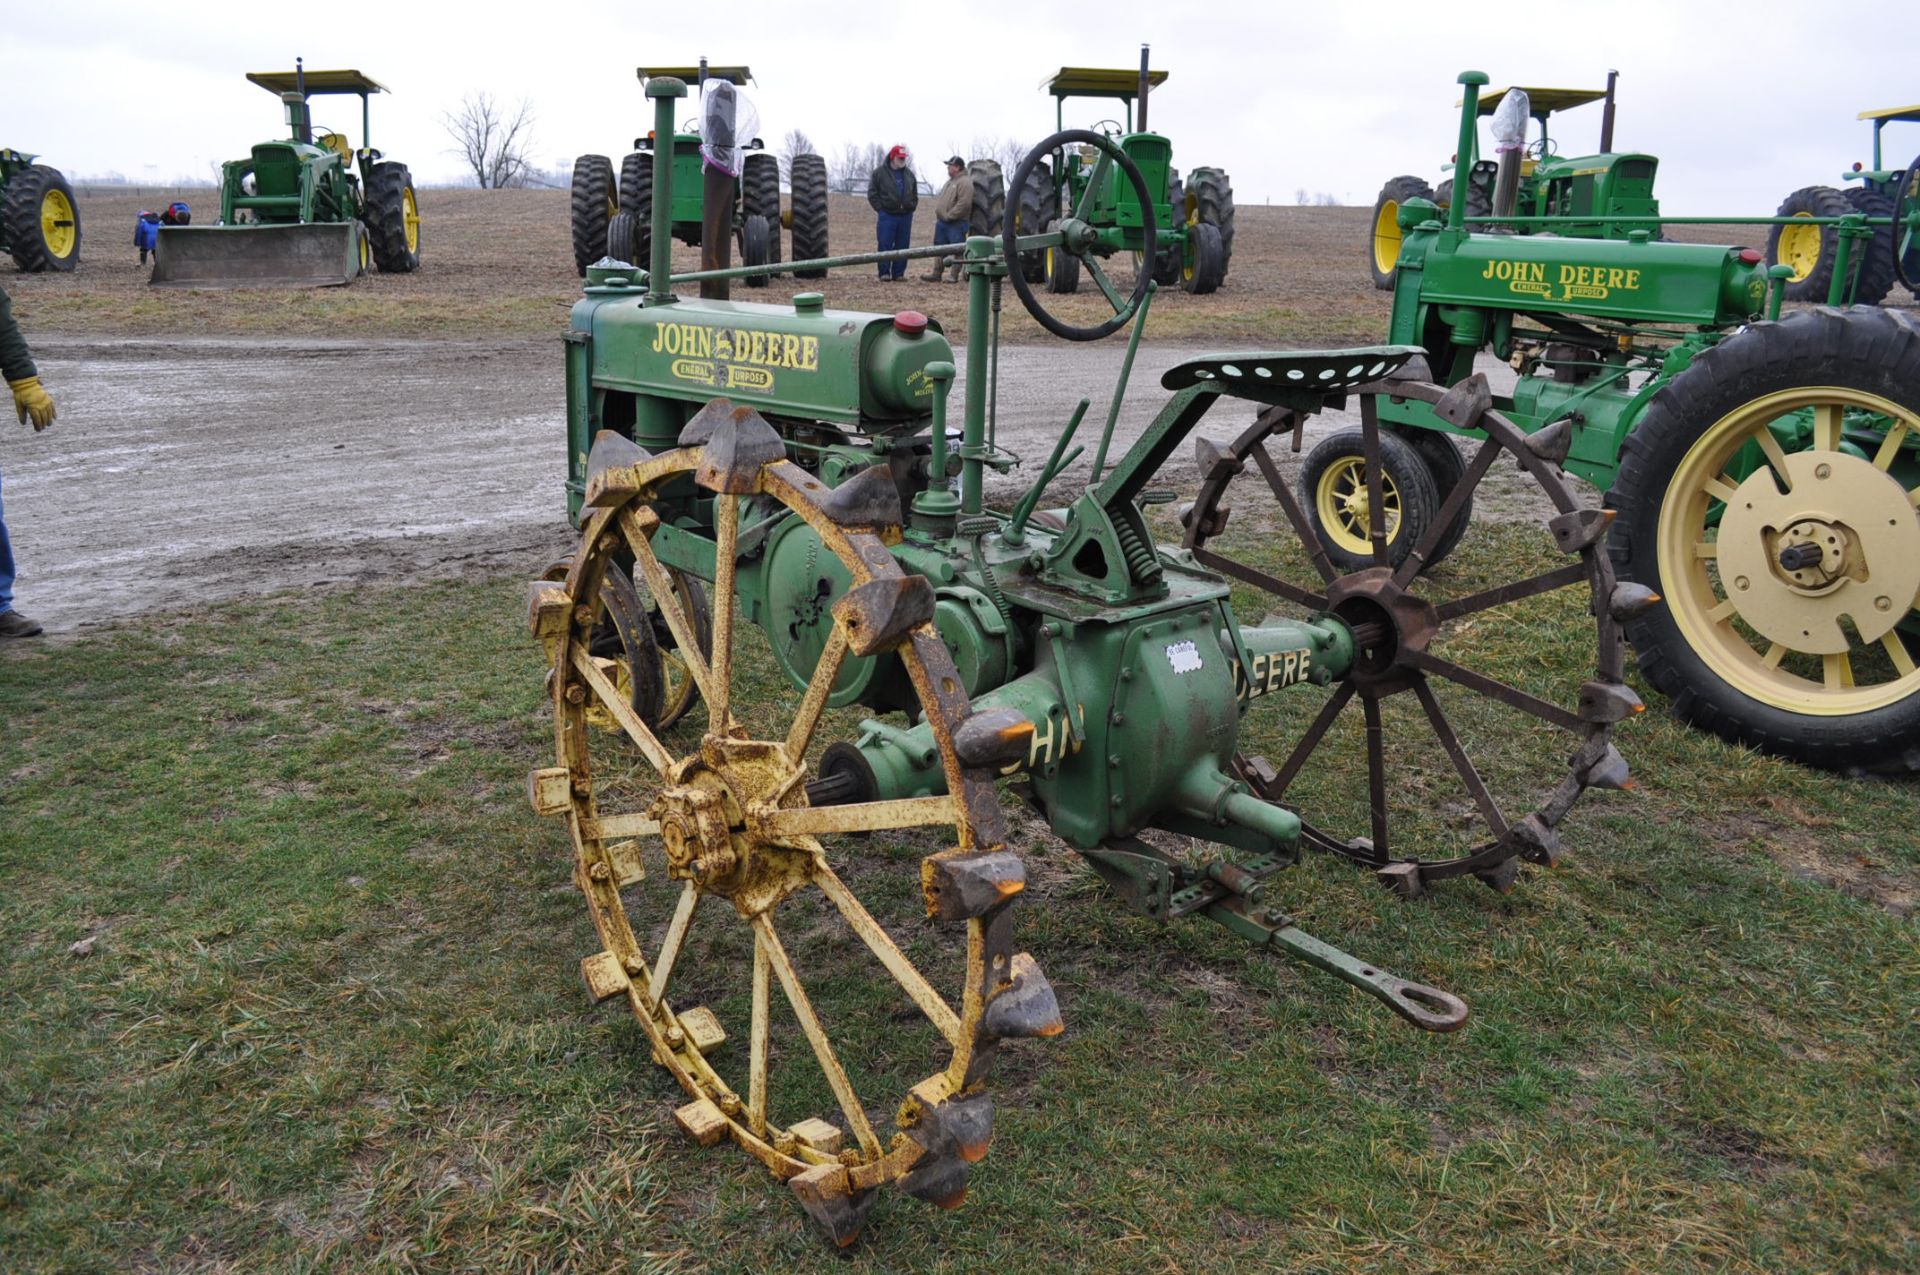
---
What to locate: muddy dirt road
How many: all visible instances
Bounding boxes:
[3,335,1549,636]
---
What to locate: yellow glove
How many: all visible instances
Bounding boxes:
[9,376,54,431]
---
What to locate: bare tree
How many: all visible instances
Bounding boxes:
[1294,186,1309,205]
[778,129,817,184]
[968,136,1032,174]
[442,92,539,189]
[830,141,887,195]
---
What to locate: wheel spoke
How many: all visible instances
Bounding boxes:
[570,641,675,773]
[1082,254,1126,311]
[749,928,770,1136]
[1433,562,1588,623]
[1262,681,1357,799]
[753,914,883,1158]
[708,495,741,732]
[1763,642,1788,670]
[1405,648,1584,732]
[1412,678,1509,838]
[812,863,965,1047]
[578,812,660,840]
[1360,397,1389,562]
[1874,422,1911,471]
[1191,547,1327,610]
[1813,403,1844,453]
[1249,442,1339,583]
[1824,652,1855,690]
[619,507,718,706]
[1883,631,1919,677]
[1393,437,1503,589]
[1703,474,1740,504]
[647,881,701,1012]
[784,625,850,765]
[1754,426,1793,485]
[1362,694,1390,857]
[758,795,960,840]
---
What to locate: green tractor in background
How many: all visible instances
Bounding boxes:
[152,63,421,288]
[1370,74,1659,289]
[995,48,1233,297]
[0,149,81,272]
[1767,104,1920,304]
[571,64,830,288]
[1343,70,1920,775]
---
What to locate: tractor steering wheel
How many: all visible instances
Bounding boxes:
[1894,152,1920,293]
[1004,129,1156,342]
[1088,118,1126,139]
[1524,136,1558,161]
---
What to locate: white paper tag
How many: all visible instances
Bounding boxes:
[1166,640,1202,674]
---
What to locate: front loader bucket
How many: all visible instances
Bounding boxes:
[151,222,363,288]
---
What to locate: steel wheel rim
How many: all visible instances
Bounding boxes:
[41,188,76,259]
[402,187,420,254]
[1778,216,1821,281]
[1316,453,1401,555]
[1654,386,1920,714]
[1373,199,1401,275]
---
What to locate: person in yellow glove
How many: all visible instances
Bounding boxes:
[2,283,54,638]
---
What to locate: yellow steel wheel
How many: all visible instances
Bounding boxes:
[41,188,76,260]
[528,416,1053,1243]
[357,230,371,274]
[1372,199,1401,276]
[1777,215,1822,283]
[1316,453,1402,557]
[1655,386,1920,715]
[402,186,420,254]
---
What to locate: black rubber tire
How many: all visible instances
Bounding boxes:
[1768,186,1852,302]
[1838,188,1897,306]
[1398,426,1473,567]
[1889,156,1920,296]
[570,154,615,276]
[1186,167,1233,280]
[1605,306,1920,773]
[3,164,80,272]
[1299,427,1440,573]
[742,152,781,220]
[363,162,420,273]
[789,152,829,278]
[606,211,642,264]
[1014,173,1049,283]
[591,565,666,728]
[967,159,1005,239]
[1044,231,1080,294]
[1181,220,1225,294]
[742,213,773,288]
[1153,171,1183,285]
[618,152,654,269]
[1369,175,1434,290]
[1433,176,1493,225]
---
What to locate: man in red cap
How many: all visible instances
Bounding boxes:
[867,144,918,281]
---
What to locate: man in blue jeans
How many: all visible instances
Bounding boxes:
[866,145,918,280]
[922,156,972,282]
[2,284,57,639]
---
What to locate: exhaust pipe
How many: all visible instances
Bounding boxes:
[1136,44,1150,134]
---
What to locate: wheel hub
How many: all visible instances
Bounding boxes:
[653,780,737,885]
[1325,567,1439,691]
[1716,450,1920,652]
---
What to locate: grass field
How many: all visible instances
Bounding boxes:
[3,509,1916,1272]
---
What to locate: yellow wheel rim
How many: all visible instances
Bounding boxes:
[1655,386,1920,714]
[402,186,420,254]
[358,230,371,273]
[41,188,76,259]
[1315,454,1402,556]
[1372,199,1402,275]
[1777,215,1822,282]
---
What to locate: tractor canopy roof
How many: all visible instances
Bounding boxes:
[1469,86,1607,118]
[1044,67,1168,100]
[246,69,387,97]
[1858,104,1920,123]
[637,66,754,85]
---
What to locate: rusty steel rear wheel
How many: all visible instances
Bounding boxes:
[528,409,1053,1245]
[1184,377,1643,896]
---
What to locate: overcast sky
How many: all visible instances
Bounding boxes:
[11,1,1919,215]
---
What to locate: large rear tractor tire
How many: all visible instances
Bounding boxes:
[1369,176,1434,290]
[1887,157,1920,297]
[1768,186,1852,302]
[571,154,616,276]
[1013,169,1051,283]
[1838,187,1897,306]
[1606,306,1920,773]
[3,164,81,273]
[967,159,1005,240]
[616,152,653,267]
[789,153,830,278]
[364,162,421,273]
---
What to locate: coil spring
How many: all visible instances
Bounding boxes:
[1113,513,1162,586]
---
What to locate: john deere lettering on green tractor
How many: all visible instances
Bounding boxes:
[1767,103,1920,303]
[1370,72,1658,289]
[1343,70,1920,774]
[528,70,1639,1245]
[1,149,82,272]
[152,60,421,288]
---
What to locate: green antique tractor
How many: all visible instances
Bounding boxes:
[1767,103,1920,304]
[526,72,1640,1244]
[152,63,420,288]
[0,149,81,272]
[1341,71,1920,775]
[1370,73,1660,289]
[570,63,830,287]
[989,48,1233,296]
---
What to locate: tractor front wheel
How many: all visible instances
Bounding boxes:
[364,163,420,273]
[571,154,616,276]
[1399,427,1474,568]
[1180,221,1225,295]
[1044,234,1080,294]
[1607,305,1920,773]
[1768,186,1852,302]
[1369,175,1433,290]
[617,152,653,267]
[1300,427,1440,573]
[3,164,81,273]
[741,213,774,288]
[1185,167,1234,281]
